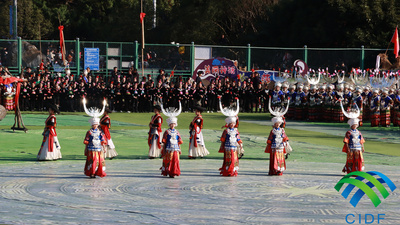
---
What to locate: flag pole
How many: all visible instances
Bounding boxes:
[141,0,145,79]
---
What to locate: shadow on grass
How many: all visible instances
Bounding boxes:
[0,155,272,163]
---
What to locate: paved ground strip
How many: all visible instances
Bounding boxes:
[0,159,398,224]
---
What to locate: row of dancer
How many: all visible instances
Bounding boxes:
[36,97,365,178]
[149,97,365,178]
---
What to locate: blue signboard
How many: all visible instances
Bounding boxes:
[84,48,100,70]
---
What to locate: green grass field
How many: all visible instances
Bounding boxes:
[1,111,399,166]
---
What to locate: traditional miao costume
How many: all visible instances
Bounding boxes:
[37,110,62,161]
[266,97,291,175]
[389,91,396,125]
[84,122,107,178]
[160,102,182,178]
[380,92,393,127]
[361,88,371,123]
[218,98,242,176]
[340,101,365,174]
[161,126,183,178]
[369,91,380,127]
[148,108,163,158]
[307,87,318,121]
[394,93,400,126]
[266,125,289,175]
[100,113,118,159]
[270,83,284,108]
[323,86,334,122]
[219,121,242,176]
[333,87,345,123]
[221,114,244,157]
[188,108,210,158]
[294,84,305,120]
[302,87,310,119]
[83,98,107,178]
[286,85,296,119]
[342,127,365,173]
[316,89,325,121]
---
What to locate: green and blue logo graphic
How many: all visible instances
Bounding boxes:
[335,171,396,207]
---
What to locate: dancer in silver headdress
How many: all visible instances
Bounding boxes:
[160,102,183,178]
[83,98,107,178]
[265,97,292,175]
[218,98,242,176]
[340,100,365,174]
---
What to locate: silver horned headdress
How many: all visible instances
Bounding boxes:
[161,101,182,126]
[340,100,360,127]
[83,97,106,125]
[219,98,239,124]
[268,96,290,124]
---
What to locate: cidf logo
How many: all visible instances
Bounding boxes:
[335,171,396,224]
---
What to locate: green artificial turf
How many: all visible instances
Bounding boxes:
[0,112,399,166]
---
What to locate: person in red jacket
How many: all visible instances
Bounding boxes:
[37,104,62,161]
[148,105,163,159]
[188,105,210,158]
[100,108,118,159]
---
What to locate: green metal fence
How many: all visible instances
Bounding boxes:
[0,38,395,80]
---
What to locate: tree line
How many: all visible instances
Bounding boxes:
[1,0,400,48]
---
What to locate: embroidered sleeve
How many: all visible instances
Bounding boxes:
[267,130,273,145]
[83,130,91,145]
[220,130,227,142]
[343,131,350,143]
[162,131,168,144]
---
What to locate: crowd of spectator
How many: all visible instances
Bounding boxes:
[1,65,266,113]
[1,62,399,128]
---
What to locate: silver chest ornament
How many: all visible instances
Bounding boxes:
[273,128,283,147]
[169,129,178,145]
[295,95,301,105]
[92,129,101,147]
[350,130,361,145]
[227,128,237,146]
[309,96,316,106]
[272,93,279,103]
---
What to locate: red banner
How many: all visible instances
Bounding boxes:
[14,82,21,111]
[391,27,399,58]
[58,25,65,62]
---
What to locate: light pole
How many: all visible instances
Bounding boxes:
[153,0,156,29]
[13,0,17,39]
